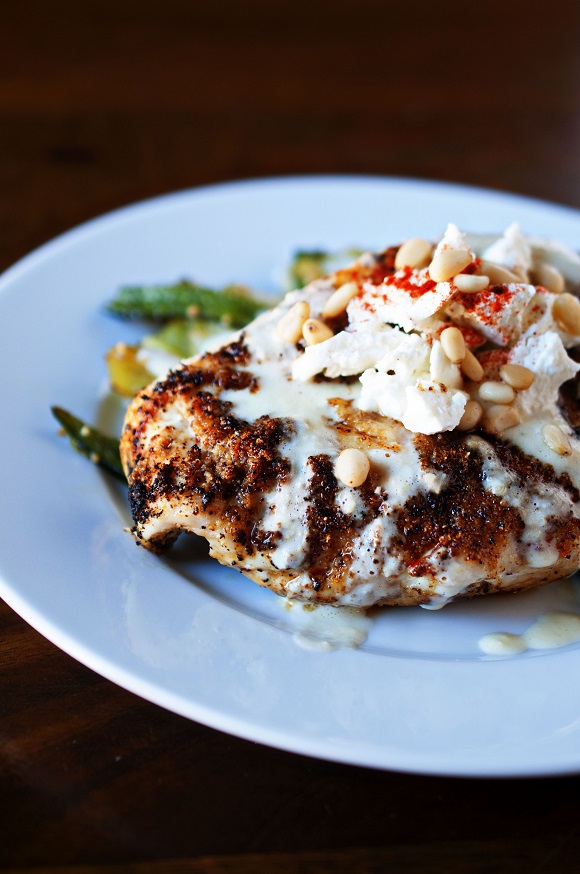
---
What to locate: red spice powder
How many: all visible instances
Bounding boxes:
[526,287,549,318]
[369,247,398,284]
[332,246,398,291]
[331,265,363,290]
[341,246,439,314]
[456,284,516,321]
[477,348,510,379]
[436,323,485,348]
[460,257,481,275]
[382,265,437,299]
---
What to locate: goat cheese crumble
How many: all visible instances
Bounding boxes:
[290,222,580,435]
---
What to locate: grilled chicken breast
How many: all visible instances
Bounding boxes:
[120,228,580,608]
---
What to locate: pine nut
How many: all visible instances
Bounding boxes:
[483,404,521,434]
[429,249,472,282]
[542,424,571,456]
[532,262,565,294]
[499,363,535,391]
[440,326,466,363]
[552,293,580,335]
[276,301,310,343]
[323,281,359,319]
[511,264,528,281]
[457,399,483,431]
[460,348,484,382]
[394,237,432,270]
[479,381,516,404]
[334,448,370,487]
[302,318,334,345]
[479,260,521,285]
[452,274,490,293]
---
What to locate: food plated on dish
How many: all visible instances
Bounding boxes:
[7,177,580,776]
[116,222,580,610]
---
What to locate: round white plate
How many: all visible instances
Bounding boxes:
[2,175,580,777]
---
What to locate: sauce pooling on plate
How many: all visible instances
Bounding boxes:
[479,611,580,655]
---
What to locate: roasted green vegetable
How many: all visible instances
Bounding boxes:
[52,407,125,481]
[287,248,363,289]
[142,317,228,359]
[288,250,331,289]
[107,281,268,327]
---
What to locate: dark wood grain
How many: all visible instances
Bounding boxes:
[2,840,580,874]
[2,0,580,870]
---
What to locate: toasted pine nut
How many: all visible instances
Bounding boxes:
[334,448,370,488]
[276,301,310,344]
[483,404,521,434]
[429,249,472,282]
[460,348,484,382]
[552,293,580,336]
[302,318,333,346]
[395,237,432,270]
[452,274,490,293]
[323,281,359,319]
[440,326,466,364]
[542,424,571,456]
[478,260,521,285]
[532,262,565,294]
[511,264,529,281]
[479,381,516,405]
[457,399,483,431]
[499,363,535,391]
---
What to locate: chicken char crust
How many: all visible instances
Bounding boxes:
[122,339,294,560]
[121,316,580,607]
[397,432,580,583]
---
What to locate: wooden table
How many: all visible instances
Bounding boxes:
[2,2,580,871]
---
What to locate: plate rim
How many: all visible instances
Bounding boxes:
[3,172,580,293]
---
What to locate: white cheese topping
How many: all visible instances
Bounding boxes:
[288,222,580,437]
[348,276,455,333]
[446,282,537,346]
[510,329,580,421]
[433,222,472,258]
[292,327,401,381]
[402,380,468,434]
[482,221,532,280]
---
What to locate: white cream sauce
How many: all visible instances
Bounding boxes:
[479,611,580,655]
[509,413,580,491]
[278,599,371,650]
[215,294,428,601]
[465,433,580,569]
[204,280,580,607]
[143,232,580,609]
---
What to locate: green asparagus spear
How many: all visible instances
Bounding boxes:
[51,406,126,481]
[107,281,268,328]
[142,317,228,359]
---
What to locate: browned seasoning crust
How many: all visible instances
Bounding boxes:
[394,432,580,586]
[304,453,383,594]
[122,338,294,561]
[122,334,580,607]
[330,402,580,603]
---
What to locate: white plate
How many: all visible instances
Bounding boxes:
[2,175,580,777]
